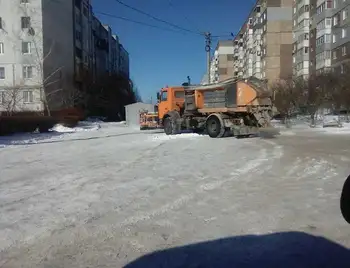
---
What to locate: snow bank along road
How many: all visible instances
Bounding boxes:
[0,127,350,267]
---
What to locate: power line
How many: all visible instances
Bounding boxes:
[167,0,202,33]
[112,0,203,35]
[95,11,200,36]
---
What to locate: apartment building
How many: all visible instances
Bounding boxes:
[308,0,350,75]
[208,40,234,83]
[234,0,294,84]
[0,0,129,113]
[119,44,130,78]
[292,0,310,78]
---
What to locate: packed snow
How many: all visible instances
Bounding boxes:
[0,119,350,267]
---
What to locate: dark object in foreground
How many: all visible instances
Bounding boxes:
[124,232,350,268]
[341,174,350,224]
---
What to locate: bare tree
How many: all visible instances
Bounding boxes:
[271,77,305,127]
[60,85,84,109]
[0,86,24,116]
[305,71,336,127]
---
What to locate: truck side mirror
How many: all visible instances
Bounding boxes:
[156,92,160,100]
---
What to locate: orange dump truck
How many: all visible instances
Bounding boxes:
[156,77,274,138]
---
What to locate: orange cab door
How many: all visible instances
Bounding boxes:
[158,90,169,120]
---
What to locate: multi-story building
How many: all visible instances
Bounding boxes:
[119,44,130,78]
[0,0,129,113]
[230,0,294,85]
[292,0,310,78]
[208,40,234,83]
[309,0,350,75]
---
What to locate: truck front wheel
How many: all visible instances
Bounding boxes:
[164,117,180,135]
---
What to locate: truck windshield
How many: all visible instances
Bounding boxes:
[161,91,167,101]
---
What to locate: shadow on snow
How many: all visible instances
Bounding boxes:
[124,231,350,268]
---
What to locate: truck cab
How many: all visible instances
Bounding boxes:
[156,86,185,124]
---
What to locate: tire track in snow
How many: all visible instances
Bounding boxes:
[119,141,283,227]
[284,157,338,182]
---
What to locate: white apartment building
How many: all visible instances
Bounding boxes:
[243,21,254,78]
[0,0,129,113]
[234,5,263,80]
[0,0,78,113]
[292,0,310,78]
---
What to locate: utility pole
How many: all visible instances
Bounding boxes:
[205,32,211,84]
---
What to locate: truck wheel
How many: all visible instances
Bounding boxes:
[206,115,225,138]
[164,117,173,135]
[164,117,180,135]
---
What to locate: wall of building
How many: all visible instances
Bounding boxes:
[307,0,350,76]
[119,44,129,78]
[0,0,45,112]
[208,40,234,83]
[229,0,293,85]
[42,0,76,110]
[0,0,130,113]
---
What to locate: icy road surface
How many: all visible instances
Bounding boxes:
[0,124,350,267]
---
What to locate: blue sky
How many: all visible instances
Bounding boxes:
[93,0,255,102]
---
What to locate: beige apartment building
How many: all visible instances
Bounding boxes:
[208,40,234,83]
[308,0,350,76]
[203,0,294,85]
[235,0,294,84]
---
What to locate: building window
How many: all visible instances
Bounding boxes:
[22,41,31,54]
[0,67,5,79]
[0,43,3,54]
[332,51,337,59]
[325,34,331,43]
[326,0,333,9]
[21,17,30,29]
[342,28,347,38]
[343,9,348,20]
[332,34,337,43]
[342,46,347,56]
[83,4,89,16]
[75,30,82,41]
[304,47,309,53]
[23,91,33,103]
[23,66,33,79]
[325,18,332,27]
[333,15,338,26]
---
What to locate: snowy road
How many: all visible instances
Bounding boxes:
[0,125,350,267]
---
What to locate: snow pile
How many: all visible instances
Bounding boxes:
[0,132,65,147]
[150,133,206,141]
[50,121,101,133]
